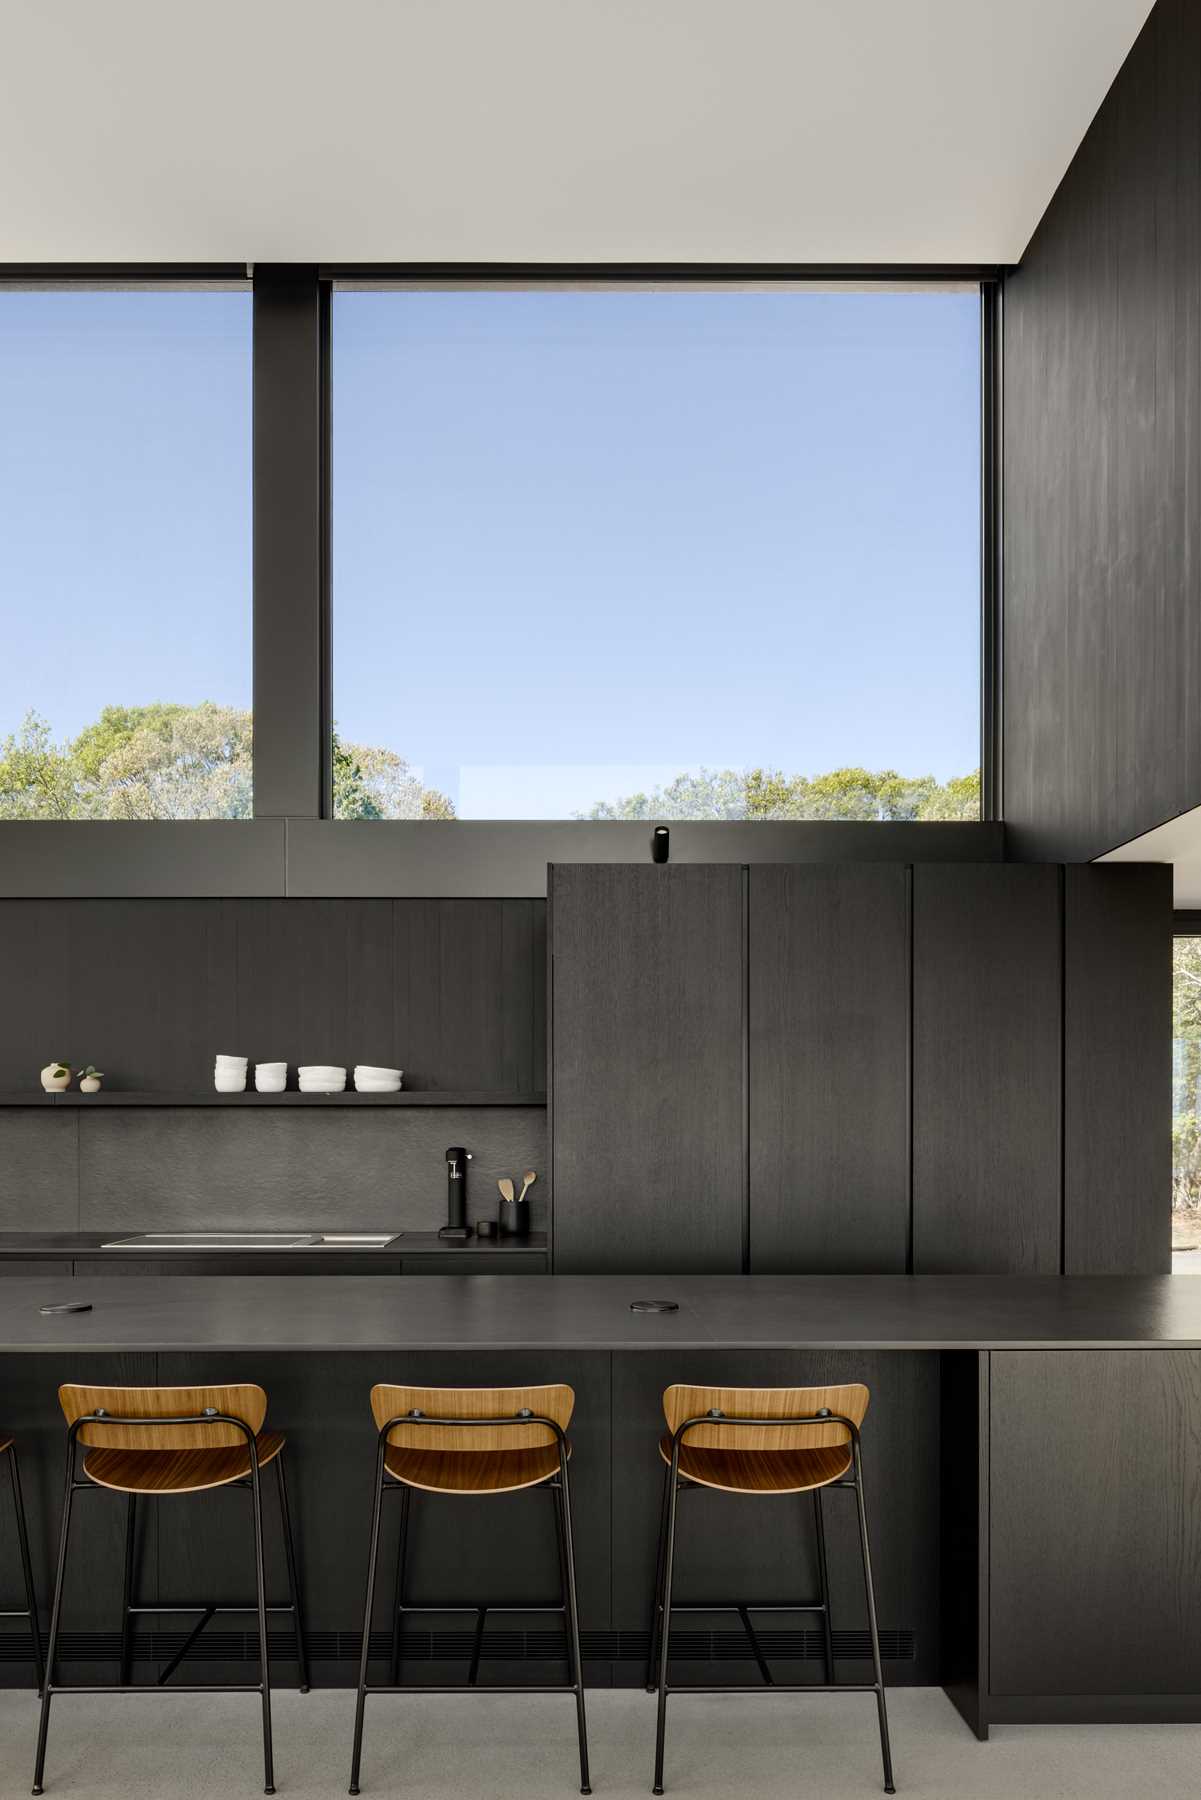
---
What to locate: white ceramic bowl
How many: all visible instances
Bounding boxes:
[255,1061,287,1076]
[214,1073,247,1093]
[354,1065,403,1080]
[216,1053,248,1064]
[354,1080,402,1092]
[298,1065,345,1078]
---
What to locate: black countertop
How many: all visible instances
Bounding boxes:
[0,1231,547,1259]
[0,1273,1198,1352]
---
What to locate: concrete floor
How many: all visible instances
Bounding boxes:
[0,1687,1197,1799]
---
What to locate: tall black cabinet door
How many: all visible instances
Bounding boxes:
[749,865,909,1271]
[1064,863,1172,1274]
[912,864,1061,1273]
[550,864,744,1273]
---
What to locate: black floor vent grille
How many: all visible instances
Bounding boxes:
[0,1627,916,1665]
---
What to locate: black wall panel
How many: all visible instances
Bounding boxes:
[550,865,745,1274]
[749,865,909,1271]
[1004,0,1201,860]
[912,865,1061,1273]
[0,899,545,1095]
[1064,863,1172,1273]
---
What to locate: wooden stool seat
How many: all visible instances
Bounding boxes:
[350,1382,591,1796]
[649,1382,894,1796]
[33,1385,308,1797]
[384,1438,565,1494]
[82,1429,286,1495]
[659,1432,851,1494]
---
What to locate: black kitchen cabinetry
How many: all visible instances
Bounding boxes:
[749,864,909,1271]
[550,862,1169,1276]
[549,864,745,1273]
[989,1350,1201,1703]
[912,864,1062,1273]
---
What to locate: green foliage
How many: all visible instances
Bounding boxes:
[1173,938,1201,1231]
[0,708,455,821]
[331,729,455,820]
[585,765,981,822]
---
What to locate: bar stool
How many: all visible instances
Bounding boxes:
[348,1383,590,1797]
[32,1383,309,1797]
[647,1382,895,1795]
[1,1435,43,1691]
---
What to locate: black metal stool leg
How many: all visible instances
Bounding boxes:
[645,1460,671,1692]
[349,1442,387,1796]
[652,1461,681,1796]
[8,1446,44,1695]
[119,1494,136,1686]
[852,1448,895,1795]
[812,1486,835,1686]
[248,1457,275,1795]
[389,1484,411,1687]
[275,1453,310,1692]
[555,1454,591,1796]
[31,1441,76,1796]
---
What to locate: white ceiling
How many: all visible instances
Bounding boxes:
[0,0,1153,266]
[1098,810,1201,908]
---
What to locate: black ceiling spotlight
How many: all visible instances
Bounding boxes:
[651,825,670,864]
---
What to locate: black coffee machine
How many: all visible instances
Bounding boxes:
[439,1145,473,1240]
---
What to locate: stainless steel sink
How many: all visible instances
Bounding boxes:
[100,1231,402,1251]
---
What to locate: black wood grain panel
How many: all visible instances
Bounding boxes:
[749,865,908,1272]
[1064,865,1172,1274]
[912,865,1061,1273]
[609,1350,940,1683]
[0,897,545,1098]
[394,900,542,1093]
[550,866,744,1274]
[1004,0,1201,860]
[990,1350,1201,1695]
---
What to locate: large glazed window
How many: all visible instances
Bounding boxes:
[0,286,252,819]
[1173,935,1201,1271]
[332,282,982,821]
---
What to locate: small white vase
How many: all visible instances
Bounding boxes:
[40,1063,70,1092]
[79,1077,101,1094]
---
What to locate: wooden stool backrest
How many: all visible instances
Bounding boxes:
[59,1383,268,1450]
[371,1383,574,1452]
[662,1382,869,1452]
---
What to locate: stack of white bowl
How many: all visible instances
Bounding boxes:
[297,1064,347,1093]
[214,1054,248,1094]
[354,1065,404,1093]
[254,1061,287,1094]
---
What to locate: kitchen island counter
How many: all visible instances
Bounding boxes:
[0,1270,1197,1351]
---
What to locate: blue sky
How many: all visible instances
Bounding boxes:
[0,285,980,819]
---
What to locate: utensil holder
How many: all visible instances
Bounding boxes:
[497,1198,531,1239]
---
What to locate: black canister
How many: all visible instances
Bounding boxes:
[497,1197,531,1239]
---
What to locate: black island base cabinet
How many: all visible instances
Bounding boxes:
[0,1274,1199,1732]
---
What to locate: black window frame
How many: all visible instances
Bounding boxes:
[0,261,1003,896]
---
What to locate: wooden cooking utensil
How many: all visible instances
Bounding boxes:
[517,1169,537,1203]
[498,1177,516,1202]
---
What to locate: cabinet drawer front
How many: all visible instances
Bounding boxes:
[990,1351,1201,1696]
[400,1253,547,1275]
